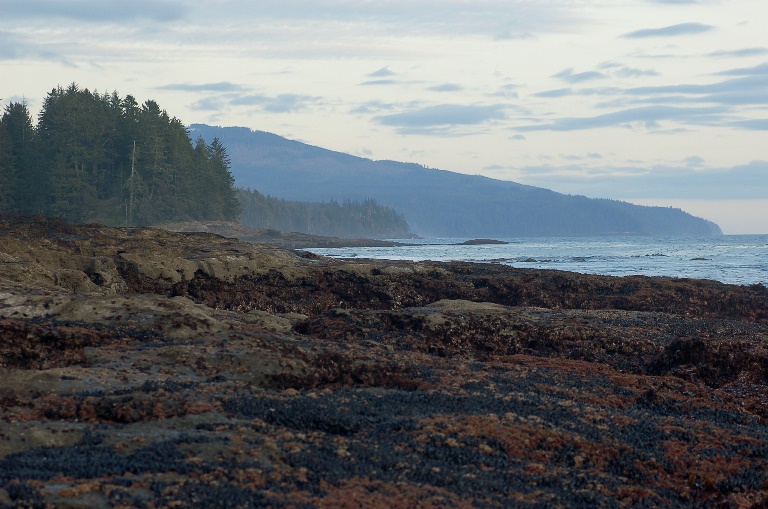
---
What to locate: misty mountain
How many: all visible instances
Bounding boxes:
[189,124,723,237]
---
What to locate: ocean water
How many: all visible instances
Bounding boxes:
[306,235,768,287]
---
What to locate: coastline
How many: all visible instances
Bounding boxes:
[1,215,767,507]
[158,220,410,248]
[305,234,768,287]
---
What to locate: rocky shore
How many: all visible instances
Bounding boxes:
[1,214,767,508]
[159,221,408,249]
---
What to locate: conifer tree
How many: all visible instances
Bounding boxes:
[0,121,14,211]
[0,83,397,229]
[2,101,43,214]
[1,83,243,225]
[38,84,99,221]
[206,137,240,220]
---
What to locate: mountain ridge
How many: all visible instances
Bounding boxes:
[190,124,723,237]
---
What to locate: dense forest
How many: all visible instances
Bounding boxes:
[0,84,414,238]
[0,84,240,225]
[238,189,412,238]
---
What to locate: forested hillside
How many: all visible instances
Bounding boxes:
[191,124,723,237]
[0,84,240,225]
[238,189,411,238]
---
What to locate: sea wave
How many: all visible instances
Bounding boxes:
[306,235,768,286]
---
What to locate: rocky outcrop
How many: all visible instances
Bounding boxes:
[160,220,407,249]
[1,214,767,508]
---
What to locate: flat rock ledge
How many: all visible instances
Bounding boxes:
[1,214,768,508]
[458,238,509,245]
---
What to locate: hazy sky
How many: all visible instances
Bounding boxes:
[2,0,767,233]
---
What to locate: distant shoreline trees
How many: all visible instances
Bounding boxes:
[238,189,412,238]
[0,83,240,225]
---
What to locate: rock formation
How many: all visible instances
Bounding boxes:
[1,214,767,508]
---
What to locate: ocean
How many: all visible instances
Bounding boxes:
[305,235,768,287]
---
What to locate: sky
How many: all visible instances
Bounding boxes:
[1,0,767,234]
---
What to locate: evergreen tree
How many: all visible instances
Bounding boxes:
[206,138,240,220]
[133,100,171,223]
[237,189,411,238]
[0,83,247,226]
[38,84,101,221]
[191,137,212,218]
[2,101,44,214]
[121,94,144,225]
[0,120,14,211]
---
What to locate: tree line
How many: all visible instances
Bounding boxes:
[0,84,240,225]
[238,189,411,238]
[1,83,414,237]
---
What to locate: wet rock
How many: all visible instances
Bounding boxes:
[161,220,408,248]
[458,238,508,245]
[0,488,10,506]
[1,214,768,507]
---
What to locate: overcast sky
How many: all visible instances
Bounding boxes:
[2,0,767,233]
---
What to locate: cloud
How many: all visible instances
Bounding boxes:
[516,160,768,200]
[513,105,726,132]
[562,153,604,161]
[554,69,606,83]
[530,70,766,114]
[427,83,463,92]
[614,66,659,78]
[231,1,583,39]
[0,30,74,64]
[158,82,246,92]
[190,97,226,111]
[490,84,519,99]
[622,22,715,38]
[647,0,703,3]
[730,119,768,130]
[0,31,23,60]
[708,48,768,58]
[359,79,401,86]
[533,88,573,98]
[622,74,768,105]
[648,128,691,135]
[368,67,396,77]
[374,104,506,128]
[716,62,768,76]
[0,1,583,65]
[230,93,320,113]
[349,101,399,114]
[597,62,659,78]
[0,0,186,22]
[618,90,766,108]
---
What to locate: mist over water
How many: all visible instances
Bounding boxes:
[306,235,768,286]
